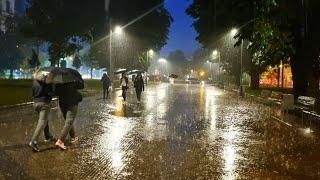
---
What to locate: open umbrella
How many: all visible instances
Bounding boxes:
[34,67,80,84]
[128,70,144,75]
[114,68,128,75]
[169,74,178,79]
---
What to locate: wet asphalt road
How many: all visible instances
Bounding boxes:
[1,83,320,179]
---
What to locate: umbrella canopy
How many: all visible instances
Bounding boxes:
[128,70,144,75]
[114,69,128,75]
[34,67,81,84]
[169,74,178,79]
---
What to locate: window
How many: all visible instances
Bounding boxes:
[6,0,11,14]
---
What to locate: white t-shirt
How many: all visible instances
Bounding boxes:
[121,78,127,87]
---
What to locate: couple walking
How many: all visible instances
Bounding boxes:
[29,69,83,152]
[120,73,144,103]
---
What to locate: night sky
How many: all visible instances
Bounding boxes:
[160,0,201,58]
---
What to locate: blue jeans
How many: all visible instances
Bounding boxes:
[31,102,53,142]
[59,105,78,142]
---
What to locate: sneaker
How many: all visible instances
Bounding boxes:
[55,139,67,150]
[44,136,57,144]
[28,141,40,152]
[70,137,78,144]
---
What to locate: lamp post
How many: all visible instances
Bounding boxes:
[212,50,221,83]
[158,58,167,78]
[146,49,154,86]
[230,28,245,97]
[206,60,212,80]
[109,24,123,80]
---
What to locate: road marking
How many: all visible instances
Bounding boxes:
[271,116,292,127]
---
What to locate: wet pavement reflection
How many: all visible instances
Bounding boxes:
[1,83,320,179]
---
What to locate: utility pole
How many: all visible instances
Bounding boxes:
[239,39,245,97]
[109,18,113,80]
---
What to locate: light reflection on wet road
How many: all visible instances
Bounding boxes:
[1,83,320,179]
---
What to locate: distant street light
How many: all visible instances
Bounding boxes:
[109,24,124,80]
[206,60,213,80]
[230,28,238,37]
[212,49,221,79]
[146,49,154,86]
[230,27,244,97]
[158,58,167,76]
[158,58,167,63]
[148,49,154,57]
[114,26,123,35]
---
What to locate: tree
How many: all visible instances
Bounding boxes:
[0,15,25,78]
[190,48,210,70]
[100,0,172,71]
[28,49,40,69]
[23,0,172,70]
[167,50,188,76]
[72,55,82,69]
[82,45,104,79]
[23,0,108,66]
[187,0,294,89]
[137,51,152,71]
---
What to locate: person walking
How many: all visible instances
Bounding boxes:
[54,82,83,150]
[29,75,56,152]
[120,73,129,101]
[101,73,111,99]
[134,73,144,103]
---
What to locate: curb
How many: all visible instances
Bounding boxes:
[0,98,58,110]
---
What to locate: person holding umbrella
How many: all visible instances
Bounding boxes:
[101,73,111,99]
[41,67,84,150]
[134,73,144,103]
[120,73,129,102]
[28,71,56,152]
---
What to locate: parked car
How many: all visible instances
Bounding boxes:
[186,78,201,84]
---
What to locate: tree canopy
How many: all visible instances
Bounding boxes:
[23,0,108,66]
[0,15,26,76]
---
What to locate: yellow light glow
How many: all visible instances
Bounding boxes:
[199,71,206,77]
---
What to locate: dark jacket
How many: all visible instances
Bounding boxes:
[55,83,82,109]
[134,77,144,91]
[101,75,111,89]
[32,80,53,103]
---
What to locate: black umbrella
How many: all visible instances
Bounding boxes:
[114,69,128,75]
[169,74,178,79]
[34,67,81,84]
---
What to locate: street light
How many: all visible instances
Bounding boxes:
[158,58,167,77]
[158,58,167,63]
[114,26,123,35]
[206,60,213,80]
[230,27,244,97]
[230,28,238,37]
[212,49,221,82]
[146,49,154,86]
[148,49,154,57]
[109,24,124,80]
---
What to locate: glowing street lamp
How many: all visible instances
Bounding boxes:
[158,58,167,63]
[148,49,154,57]
[114,26,123,35]
[212,50,218,56]
[146,49,154,86]
[109,25,124,80]
[158,58,167,76]
[230,28,238,36]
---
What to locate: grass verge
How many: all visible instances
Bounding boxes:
[0,79,108,106]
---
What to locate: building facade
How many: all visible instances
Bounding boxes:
[0,0,25,32]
